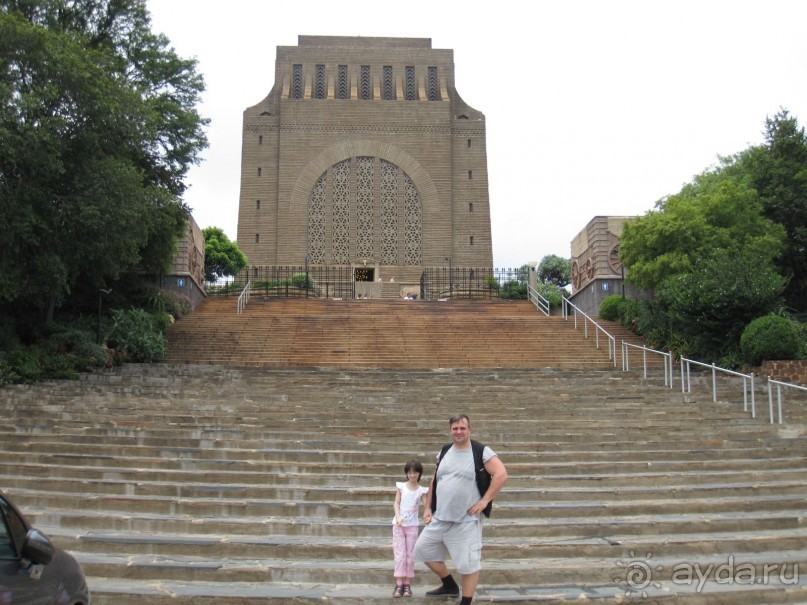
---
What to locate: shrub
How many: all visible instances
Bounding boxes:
[71,340,110,370]
[0,355,16,386]
[599,295,624,321]
[499,280,528,300]
[534,282,564,308]
[5,345,44,382]
[619,298,641,331]
[143,288,192,319]
[108,308,167,363]
[286,272,319,295]
[42,351,79,380]
[740,314,800,366]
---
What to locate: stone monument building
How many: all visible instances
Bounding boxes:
[568,216,647,316]
[236,36,492,297]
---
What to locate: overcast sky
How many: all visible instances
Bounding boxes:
[147,0,807,269]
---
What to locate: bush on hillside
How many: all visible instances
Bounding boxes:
[500,280,528,300]
[108,308,167,363]
[740,314,800,366]
[599,295,624,321]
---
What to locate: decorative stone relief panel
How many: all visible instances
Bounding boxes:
[306,157,422,266]
[332,160,351,264]
[404,174,422,264]
[307,173,326,263]
[380,160,398,264]
[356,156,375,259]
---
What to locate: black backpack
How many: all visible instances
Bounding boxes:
[430,439,493,518]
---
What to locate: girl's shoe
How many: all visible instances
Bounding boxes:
[393,584,404,598]
[402,584,412,597]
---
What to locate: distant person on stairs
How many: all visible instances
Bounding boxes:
[392,459,429,597]
[415,414,508,604]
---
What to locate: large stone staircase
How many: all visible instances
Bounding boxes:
[164,298,641,369]
[2,363,807,604]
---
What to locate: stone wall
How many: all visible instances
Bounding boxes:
[759,360,807,386]
[162,213,206,310]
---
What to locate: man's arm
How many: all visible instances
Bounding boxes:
[422,474,435,524]
[467,455,508,517]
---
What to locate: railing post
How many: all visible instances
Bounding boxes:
[750,373,755,419]
[743,377,749,413]
[668,351,674,389]
[777,384,783,424]
[711,363,718,402]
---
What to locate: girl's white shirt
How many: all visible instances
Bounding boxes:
[392,482,428,526]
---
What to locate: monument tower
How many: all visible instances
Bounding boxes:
[236,36,492,296]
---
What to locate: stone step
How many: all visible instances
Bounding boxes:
[5,473,807,503]
[10,487,807,520]
[23,504,806,538]
[43,524,807,561]
[2,360,806,603]
[70,548,807,585]
[81,577,807,605]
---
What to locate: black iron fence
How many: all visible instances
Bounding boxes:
[420,267,530,301]
[207,265,356,299]
[206,266,530,301]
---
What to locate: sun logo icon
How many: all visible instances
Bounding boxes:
[615,551,663,598]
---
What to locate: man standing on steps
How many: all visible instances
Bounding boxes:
[415,413,508,604]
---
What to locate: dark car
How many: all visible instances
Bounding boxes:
[0,490,90,604]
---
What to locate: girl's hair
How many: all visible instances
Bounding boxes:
[404,459,423,480]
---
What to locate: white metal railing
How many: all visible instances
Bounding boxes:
[561,297,617,366]
[236,281,251,314]
[527,285,550,316]
[622,342,674,388]
[680,357,756,418]
[767,377,807,424]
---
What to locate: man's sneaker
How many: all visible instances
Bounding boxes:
[425,585,460,597]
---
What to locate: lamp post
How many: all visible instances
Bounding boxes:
[304,256,311,298]
[97,288,112,344]
[445,256,453,298]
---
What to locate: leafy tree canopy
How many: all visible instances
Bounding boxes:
[620,172,785,292]
[202,227,247,282]
[0,1,208,322]
[537,255,571,287]
[734,109,807,309]
[654,247,786,360]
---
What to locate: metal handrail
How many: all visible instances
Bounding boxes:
[767,377,807,424]
[236,281,251,314]
[527,285,550,316]
[680,357,756,418]
[561,297,617,366]
[622,342,674,388]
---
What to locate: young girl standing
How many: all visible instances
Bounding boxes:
[392,459,428,597]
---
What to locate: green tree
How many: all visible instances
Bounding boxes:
[203,227,248,282]
[537,255,571,287]
[619,142,789,361]
[0,1,208,323]
[620,176,785,291]
[737,109,807,310]
[654,248,786,360]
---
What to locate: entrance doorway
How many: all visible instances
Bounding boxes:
[354,267,375,282]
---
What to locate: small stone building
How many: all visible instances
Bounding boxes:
[568,216,646,316]
[235,36,492,297]
[161,213,206,310]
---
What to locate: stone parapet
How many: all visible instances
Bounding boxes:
[760,360,807,386]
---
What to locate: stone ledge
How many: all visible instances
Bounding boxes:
[760,360,807,386]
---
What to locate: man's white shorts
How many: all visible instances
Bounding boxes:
[414,518,483,575]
